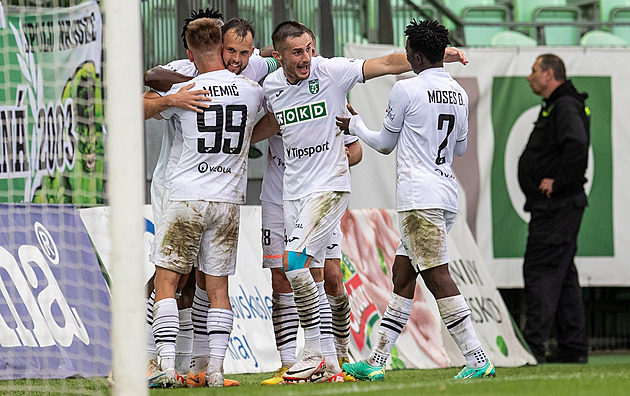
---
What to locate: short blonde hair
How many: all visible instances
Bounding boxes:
[185,18,222,52]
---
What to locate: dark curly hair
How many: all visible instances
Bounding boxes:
[182,8,223,49]
[404,19,450,64]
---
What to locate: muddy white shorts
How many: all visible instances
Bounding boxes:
[284,191,349,268]
[261,200,285,269]
[325,224,343,260]
[151,200,240,276]
[395,208,456,272]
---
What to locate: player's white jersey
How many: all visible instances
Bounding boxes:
[260,133,359,205]
[384,67,468,213]
[263,56,365,200]
[260,134,285,204]
[161,69,264,203]
[151,54,277,189]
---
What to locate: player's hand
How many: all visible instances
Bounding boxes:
[444,47,468,65]
[335,104,358,133]
[539,178,555,198]
[169,83,212,113]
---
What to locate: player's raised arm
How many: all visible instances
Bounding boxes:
[144,66,193,92]
[444,46,468,65]
[143,83,211,120]
[363,52,411,81]
[362,45,467,81]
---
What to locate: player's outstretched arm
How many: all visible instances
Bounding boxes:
[363,53,411,81]
[336,104,399,154]
[444,46,468,65]
[144,66,192,92]
[143,83,211,120]
[362,46,467,81]
[252,112,281,144]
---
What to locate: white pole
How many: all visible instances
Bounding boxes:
[103,0,147,394]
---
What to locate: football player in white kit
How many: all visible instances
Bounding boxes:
[258,27,362,385]
[336,19,495,381]
[253,21,468,383]
[148,18,264,388]
[143,15,278,388]
[259,131,362,385]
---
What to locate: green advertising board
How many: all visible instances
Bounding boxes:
[490,76,613,258]
[0,1,104,204]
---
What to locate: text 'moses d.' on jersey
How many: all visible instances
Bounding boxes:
[161,69,264,204]
[384,67,468,213]
[263,56,365,201]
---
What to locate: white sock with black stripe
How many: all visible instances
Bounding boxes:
[272,292,298,367]
[437,294,486,368]
[146,290,157,360]
[328,292,351,359]
[175,307,193,373]
[190,285,210,374]
[317,282,340,373]
[286,268,321,354]
[206,308,234,373]
[368,293,413,366]
[152,297,179,371]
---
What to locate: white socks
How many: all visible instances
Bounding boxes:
[368,293,413,366]
[272,292,299,367]
[191,284,211,371]
[175,308,193,373]
[437,294,486,368]
[206,308,234,373]
[152,298,179,370]
[328,292,351,359]
[286,268,321,355]
[317,282,340,373]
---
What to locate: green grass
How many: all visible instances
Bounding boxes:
[1,355,629,395]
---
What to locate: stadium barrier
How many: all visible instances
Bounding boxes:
[0,204,111,380]
[78,205,534,374]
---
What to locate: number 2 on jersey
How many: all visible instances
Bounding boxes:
[435,113,455,165]
[197,104,247,154]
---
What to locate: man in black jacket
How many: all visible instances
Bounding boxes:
[518,54,589,364]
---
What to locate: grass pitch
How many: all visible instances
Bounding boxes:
[1,354,628,395]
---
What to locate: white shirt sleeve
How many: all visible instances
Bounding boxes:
[343,134,359,145]
[348,115,399,154]
[160,59,198,77]
[319,57,366,93]
[382,82,407,133]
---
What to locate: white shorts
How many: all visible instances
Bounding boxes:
[284,191,349,268]
[325,224,343,260]
[262,200,344,269]
[151,200,239,276]
[261,200,285,269]
[396,209,456,272]
[150,181,168,232]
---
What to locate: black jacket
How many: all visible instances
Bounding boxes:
[517,80,590,210]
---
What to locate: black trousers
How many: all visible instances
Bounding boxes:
[522,195,588,361]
